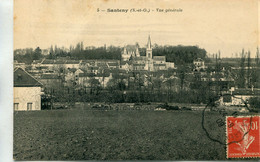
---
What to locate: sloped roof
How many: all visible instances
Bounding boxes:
[89,66,99,70]
[154,64,166,66]
[32,60,42,64]
[120,61,130,65]
[133,63,145,66]
[36,66,48,69]
[79,73,95,77]
[233,89,260,96]
[66,60,80,64]
[153,56,166,61]
[55,60,66,64]
[42,59,55,64]
[97,62,108,68]
[108,62,119,66]
[194,58,204,62]
[125,45,137,52]
[132,56,147,61]
[41,74,61,79]
[14,67,43,87]
[68,68,77,73]
[96,72,111,77]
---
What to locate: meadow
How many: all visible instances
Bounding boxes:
[14,109,240,160]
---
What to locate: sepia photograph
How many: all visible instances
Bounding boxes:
[13,0,260,160]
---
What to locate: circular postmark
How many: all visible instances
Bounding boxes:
[201,93,254,145]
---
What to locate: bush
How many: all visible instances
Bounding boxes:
[248,97,260,110]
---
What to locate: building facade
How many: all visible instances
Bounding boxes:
[14,67,43,111]
[121,35,175,71]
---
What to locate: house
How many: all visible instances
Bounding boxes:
[166,62,175,69]
[41,59,55,69]
[14,60,26,69]
[132,56,148,71]
[78,73,94,87]
[95,72,112,88]
[64,68,78,83]
[13,67,43,111]
[193,58,206,71]
[38,74,63,89]
[153,56,167,71]
[64,60,81,69]
[107,62,119,69]
[120,61,131,71]
[219,88,260,106]
[86,66,99,75]
[78,72,112,88]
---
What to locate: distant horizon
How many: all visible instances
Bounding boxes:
[14,41,259,59]
[14,0,259,57]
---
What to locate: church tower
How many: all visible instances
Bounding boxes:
[121,46,131,61]
[146,35,153,71]
[136,46,140,57]
[146,35,152,59]
[123,46,127,55]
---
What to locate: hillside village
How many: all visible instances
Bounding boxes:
[13,36,260,111]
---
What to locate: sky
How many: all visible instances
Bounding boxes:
[14,0,259,57]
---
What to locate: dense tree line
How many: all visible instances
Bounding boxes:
[14,43,207,64]
[139,45,207,64]
[14,47,42,64]
[71,45,121,60]
[70,44,207,62]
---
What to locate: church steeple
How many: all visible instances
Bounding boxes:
[123,46,127,54]
[136,46,140,57]
[146,35,152,59]
[147,35,152,50]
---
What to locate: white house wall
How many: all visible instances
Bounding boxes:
[13,87,42,111]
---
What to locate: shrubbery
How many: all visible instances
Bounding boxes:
[249,97,260,110]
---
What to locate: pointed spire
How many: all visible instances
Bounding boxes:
[147,35,152,49]
[123,46,127,54]
[136,46,140,57]
[135,44,140,57]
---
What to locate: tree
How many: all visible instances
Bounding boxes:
[88,78,101,95]
[256,47,260,66]
[238,49,246,88]
[248,97,260,111]
[49,45,54,59]
[252,47,260,88]
[247,51,251,88]
[177,65,187,89]
[33,47,42,60]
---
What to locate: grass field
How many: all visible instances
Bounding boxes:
[14,109,239,160]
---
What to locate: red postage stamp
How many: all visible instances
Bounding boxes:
[226,116,260,158]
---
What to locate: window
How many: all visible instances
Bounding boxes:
[14,103,19,110]
[27,103,32,110]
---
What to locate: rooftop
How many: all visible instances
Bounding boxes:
[14,67,43,87]
[41,74,61,79]
[153,56,166,61]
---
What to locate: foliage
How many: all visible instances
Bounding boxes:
[237,49,246,88]
[152,45,207,64]
[14,47,42,64]
[248,97,260,109]
[33,47,42,60]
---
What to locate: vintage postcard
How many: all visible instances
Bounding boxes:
[13,0,260,160]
